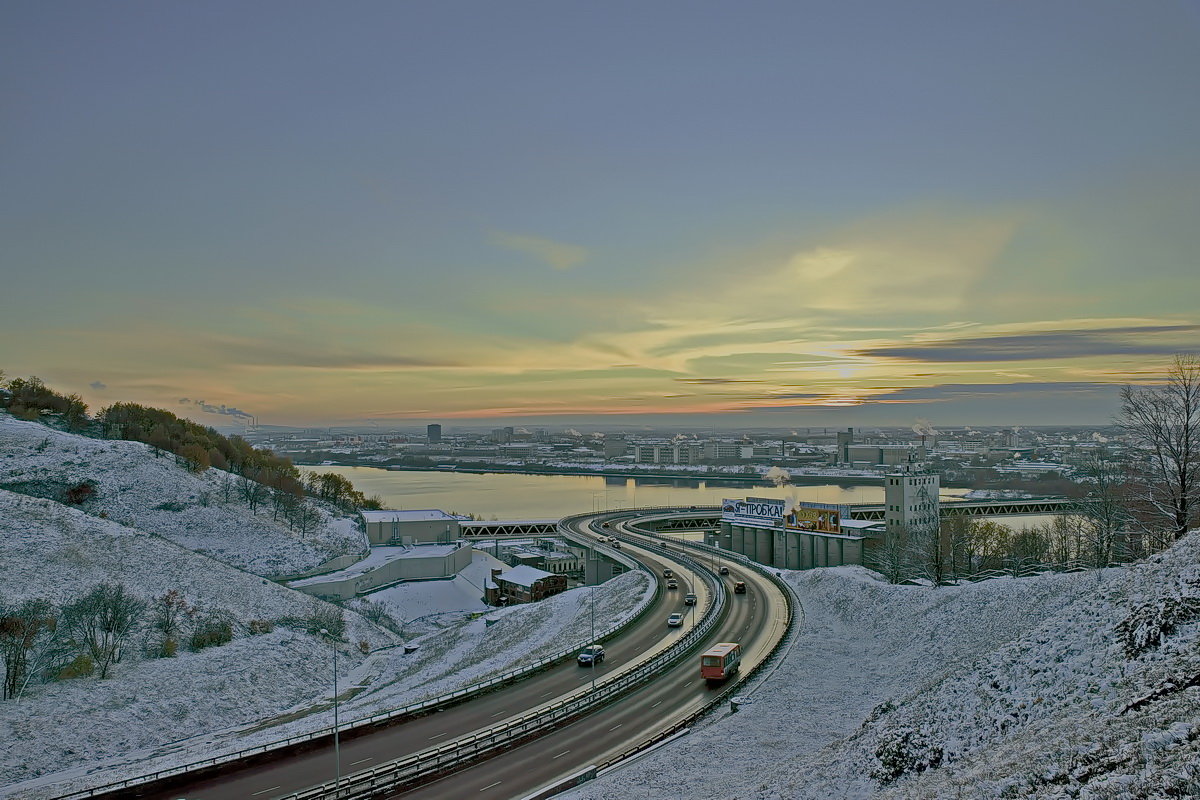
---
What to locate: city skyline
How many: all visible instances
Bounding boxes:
[3,2,1199,428]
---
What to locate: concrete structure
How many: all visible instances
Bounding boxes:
[487,565,567,605]
[289,542,472,601]
[426,423,442,442]
[714,496,875,571]
[361,509,465,545]
[883,465,940,537]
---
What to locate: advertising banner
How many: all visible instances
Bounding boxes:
[721,497,785,526]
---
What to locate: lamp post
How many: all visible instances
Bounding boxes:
[590,583,597,691]
[319,628,341,792]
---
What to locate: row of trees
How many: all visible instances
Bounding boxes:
[869,354,1199,584]
[1,376,88,431]
[0,375,383,518]
[0,584,329,701]
[1,584,148,700]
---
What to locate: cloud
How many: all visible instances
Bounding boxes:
[89,381,106,390]
[674,378,765,385]
[858,324,1200,362]
[490,231,588,270]
[206,337,460,370]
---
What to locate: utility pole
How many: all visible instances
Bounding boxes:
[320,629,341,792]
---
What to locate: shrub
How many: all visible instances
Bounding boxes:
[871,727,944,783]
[58,654,95,680]
[190,612,234,651]
[248,619,273,634]
[1116,565,1200,658]
[63,480,97,504]
[357,639,370,655]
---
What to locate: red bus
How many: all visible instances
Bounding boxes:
[700,642,741,682]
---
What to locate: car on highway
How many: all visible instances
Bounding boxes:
[667,612,685,627]
[684,592,697,605]
[719,566,730,575]
[666,579,678,589]
[577,644,605,665]
[663,568,674,578]
[733,580,747,594]
[611,540,621,548]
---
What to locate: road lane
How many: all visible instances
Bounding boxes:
[137,527,714,800]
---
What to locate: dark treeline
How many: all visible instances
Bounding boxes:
[0,374,381,513]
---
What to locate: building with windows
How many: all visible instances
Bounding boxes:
[486,565,567,604]
[883,465,940,536]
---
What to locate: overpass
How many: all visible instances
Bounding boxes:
[460,518,560,537]
[847,497,1073,521]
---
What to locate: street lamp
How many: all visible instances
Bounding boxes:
[319,628,341,792]
[590,583,597,691]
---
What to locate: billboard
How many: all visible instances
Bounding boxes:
[786,501,846,534]
[721,497,785,526]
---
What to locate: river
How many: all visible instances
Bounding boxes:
[303,465,973,521]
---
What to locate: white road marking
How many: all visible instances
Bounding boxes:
[683,681,693,687]
[480,781,503,791]
[429,731,449,740]
[610,723,623,731]
[651,700,663,708]
[350,757,373,766]
[490,710,507,717]
[553,750,571,759]
[251,787,281,796]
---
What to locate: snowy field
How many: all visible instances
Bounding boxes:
[0,414,365,577]
[566,535,1200,800]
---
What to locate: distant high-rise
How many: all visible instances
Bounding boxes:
[427,423,442,443]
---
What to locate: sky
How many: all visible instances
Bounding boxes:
[3,1,1199,429]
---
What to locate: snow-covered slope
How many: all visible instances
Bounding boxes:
[0,480,654,800]
[567,538,1200,800]
[0,414,365,576]
[0,488,398,793]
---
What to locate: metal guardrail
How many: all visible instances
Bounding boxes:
[270,530,728,800]
[60,527,661,799]
[586,518,799,773]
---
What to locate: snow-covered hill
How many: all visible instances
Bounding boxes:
[0,414,365,576]
[0,469,653,799]
[567,537,1200,800]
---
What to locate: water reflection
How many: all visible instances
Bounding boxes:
[304,465,971,521]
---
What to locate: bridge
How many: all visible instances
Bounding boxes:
[847,497,1073,521]
[460,518,560,537]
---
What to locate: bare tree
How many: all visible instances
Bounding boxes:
[151,590,191,658]
[62,584,145,679]
[237,472,269,513]
[1119,353,1200,546]
[0,598,57,700]
[1072,448,1132,567]
[908,521,946,585]
[866,526,913,584]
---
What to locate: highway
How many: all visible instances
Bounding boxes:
[132,514,788,800]
[394,517,789,800]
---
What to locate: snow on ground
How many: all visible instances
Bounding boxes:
[0,489,398,795]
[0,414,365,577]
[566,537,1200,800]
[0,482,655,799]
[349,550,504,634]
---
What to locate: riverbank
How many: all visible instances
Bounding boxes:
[293,459,917,488]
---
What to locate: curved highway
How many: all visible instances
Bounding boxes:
[130,511,789,800]
[396,514,789,799]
